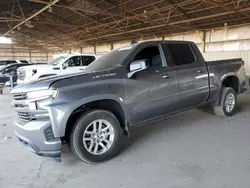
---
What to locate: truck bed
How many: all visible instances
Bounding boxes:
[206,58,243,66]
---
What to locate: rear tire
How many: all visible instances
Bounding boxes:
[69,110,122,163]
[213,87,237,117]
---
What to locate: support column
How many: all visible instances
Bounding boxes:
[28,47,32,63]
[196,30,206,54]
[46,52,48,63]
[11,44,15,59]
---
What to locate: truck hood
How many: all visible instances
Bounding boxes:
[11,71,94,93]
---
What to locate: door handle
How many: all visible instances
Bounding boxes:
[162,74,173,79]
[197,69,203,73]
[79,68,84,70]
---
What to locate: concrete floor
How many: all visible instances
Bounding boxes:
[1,88,250,188]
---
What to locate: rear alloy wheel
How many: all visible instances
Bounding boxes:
[69,110,122,163]
[213,87,237,117]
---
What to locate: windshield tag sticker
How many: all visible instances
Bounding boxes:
[93,73,116,79]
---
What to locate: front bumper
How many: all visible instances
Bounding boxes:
[14,119,61,159]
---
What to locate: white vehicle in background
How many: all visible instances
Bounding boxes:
[0,60,29,69]
[17,54,97,84]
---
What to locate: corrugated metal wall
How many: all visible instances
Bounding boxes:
[0,44,53,63]
[2,24,250,74]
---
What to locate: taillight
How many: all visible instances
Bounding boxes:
[242,61,245,65]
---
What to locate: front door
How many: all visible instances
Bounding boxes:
[124,44,178,125]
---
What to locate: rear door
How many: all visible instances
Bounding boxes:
[164,42,209,108]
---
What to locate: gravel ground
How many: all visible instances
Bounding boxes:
[0,88,250,188]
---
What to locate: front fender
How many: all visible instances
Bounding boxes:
[48,94,129,138]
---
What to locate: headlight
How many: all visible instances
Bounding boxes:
[27,89,58,100]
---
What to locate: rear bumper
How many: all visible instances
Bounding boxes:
[14,120,61,159]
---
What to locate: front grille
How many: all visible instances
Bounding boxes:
[17,112,36,122]
[17,70,26,81]
[13,93,27,100]
[44,126,56,141]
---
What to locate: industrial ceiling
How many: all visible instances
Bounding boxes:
[1,0,250,51]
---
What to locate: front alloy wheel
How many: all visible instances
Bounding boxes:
[83,119,114,155]
[69,110,122,163]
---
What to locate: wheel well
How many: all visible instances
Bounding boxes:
[65,99,127,139]
[222,76,239,93]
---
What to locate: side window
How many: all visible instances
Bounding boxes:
[167,43,195,66]
[3,65,17,74]
[133,46,163,69]
[64,56,81,67]
[81,56,95,66]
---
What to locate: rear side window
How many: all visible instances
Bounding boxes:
[81,56,95,66]
[167,43,196,66]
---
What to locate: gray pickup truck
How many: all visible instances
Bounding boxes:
[11,41,247,163]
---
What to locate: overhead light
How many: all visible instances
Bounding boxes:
[48,7,53,13]
[223,22,228,31]
[0,37,12,44]
[25,21,34,28]
[143,10,148,18]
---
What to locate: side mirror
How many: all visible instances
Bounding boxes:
[128,60,147,78]
[62,64,67,70]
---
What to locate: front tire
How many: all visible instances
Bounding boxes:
[213,87,237,117]
[69,110,122,163]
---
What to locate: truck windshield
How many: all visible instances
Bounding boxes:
[48,55,68,66]
[86,46,133,71]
